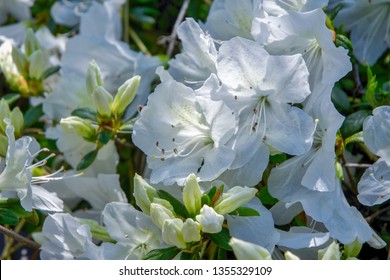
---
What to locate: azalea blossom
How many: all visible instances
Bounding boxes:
[252,8,351,94]
[0,119,63,212]
[330,0,390,65]
[357,106,390,206]
[213,37,314,186]
[168,18,217,89]
[0,0,33,24]
[132,71,236,186]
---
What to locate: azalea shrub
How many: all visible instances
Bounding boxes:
[0,0,389,260]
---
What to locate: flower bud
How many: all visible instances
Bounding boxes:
[183,174,202,216]
[24,28,40,57]
[182,218,201,243]
[318,241,341,260]
[344,238,362,258]
[60,116,96,139]
[0,134,8,158]
[229,238,272,260]
[213,186,257,215]
[162,218,186,249]
[29,50,48,80]
[0,100,11,134]
[11,46,28,77]
[86,60,104,95]
[195,205,224,233]
[133,174,158,215]
[92,86,113,117]
[111,75,140,117]
[150,202,175,229]
[284,251,300,260]
[10,107,24,137]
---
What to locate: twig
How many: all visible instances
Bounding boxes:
[0,224,41,252]
[123,0,130,44]
[160,0,191,58]
[344,163,372,168]
[365,205,390,223]
[128,26,151,55]
[340,154,357,192]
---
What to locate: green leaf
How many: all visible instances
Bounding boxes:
[207,186,217,200]
[157,190,189,219]
[3,94,21,105]
[208,227,232,251]
[71,107,98,122]
[76,149,98,170]
[331,86,351,113]
[142,246,181,260]
[0,198,20,207]
[345,131,364,146]
[40,65,61,79]
[258,187,278,206]
[201,194,210,206]
[23,104,43,128]
[366,66,378,108]
[269,153,287,164]
[0,203,37,225]
[97,130,112,144]
[180,252,199,260]
[78,218,115,243]
[340,110,371,138]
[228,207,260,217]
[0,208,20,225]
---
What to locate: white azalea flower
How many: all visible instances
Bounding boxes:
[252,9,351,93]
[39,213,100,260]
[132,72,236,186]
[0,119,64,212]
[214,37,314,186]
[363,106,390,163]
[331,0,390,65]
[0,0,33,24]
[50,0,125,30]
[261,0,329,16]
[168,18,217,89]
[0,22,27,45]
[227,198,280,253]
[102,202,165,259]
[357,106,390,206]
[357,159,390,206]
[195,205,224,233]
[203,0,263,41]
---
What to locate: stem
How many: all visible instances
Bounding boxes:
[124,0,130,44]
[365,205,390,223]
[165,0,191,58]
[0,223,41,254]
[128,26,151,55]
[344,163,372,168]
[340,154,357,192]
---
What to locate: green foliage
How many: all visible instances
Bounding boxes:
[142,246,181,260]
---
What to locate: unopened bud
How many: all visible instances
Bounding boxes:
[183,174,202,216]
[229,238,272,260]
[133,174,158,215]
[11,46,28,77]
[162,218,186,249]
[29,50,48,80]
[86,60,104,95]
[10,107,24,137]
[318,241,342,260]
[111,75,140,117]
[213,186,257,215]
[182,218,201,243]
[0,100,11,133]
[24,28,40,57]
[150,202,175,229]
[60,116,96,139]
[92,86,113,117]
[195,205,224,233]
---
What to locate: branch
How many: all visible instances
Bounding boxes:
[0,224,41,251]
[159,0,191,58]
